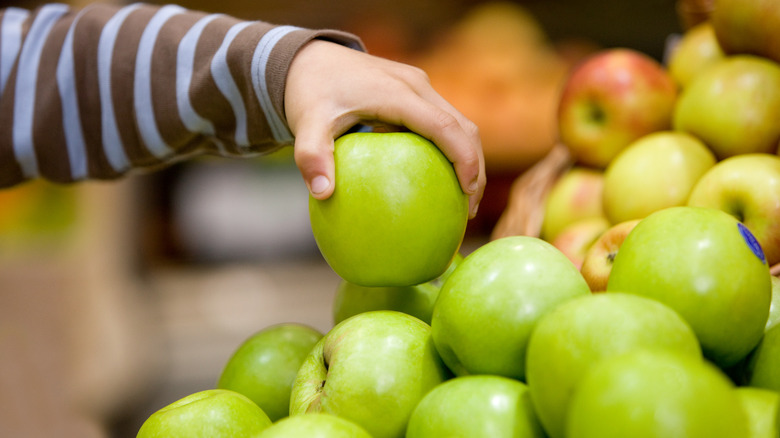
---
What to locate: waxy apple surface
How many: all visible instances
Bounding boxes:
[431,236,590,380]
[289,311,449,438]
[217,324,323,422]
[667,21,725,88]
[331,253,462,325]
[673,56,780,160]
[602,131,715,224]
[747,323,780,393]
[687,153,780,267]
[309,132,468,287]
[137,389,272,438]
[736,387,780,438]
[257,413,372,438]
[712,0,780,64]
[607,206,771,368]
[566,350,749,438]
[525,293,701,438]
[406,375,546,438]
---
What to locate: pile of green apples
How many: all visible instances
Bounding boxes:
[137,2,780,437]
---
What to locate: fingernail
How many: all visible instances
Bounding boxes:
[310,175,330,195]
[471,203,479,218]
[468,178,479,194]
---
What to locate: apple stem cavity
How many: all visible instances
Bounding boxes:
[587,101,607,125]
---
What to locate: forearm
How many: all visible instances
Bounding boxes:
[0,3,363,187]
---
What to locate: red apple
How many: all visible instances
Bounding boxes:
[540,167,606,242]
[557,48,678,169]
[551,217,611,270]
[579,219,641,292]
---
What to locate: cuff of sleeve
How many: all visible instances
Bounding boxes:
[251,27,365,144]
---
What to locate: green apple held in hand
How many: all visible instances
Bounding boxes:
[289,311,449,438]
[431,236,590,381]
[747,323,780,393]
[602,131,716,224]
[557,48,677,169]
[712,0,780,64]
[667,21,726,88]
[309,132,468,287]
[687,153,780,267]
[406,375,546,438]
[565,349,749,438]
[540,167,606,242]
[331,253,463,325]
[673,55,780,160]
[736,387,780,438]
[216,323,323,422]
[525,292,701,438]
[257,413,372,438]
[579,219,640,292]
[607,206,771,368]
[137,389,272,438]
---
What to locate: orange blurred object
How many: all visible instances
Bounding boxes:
[414,2,575,174]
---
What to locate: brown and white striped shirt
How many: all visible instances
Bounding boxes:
[0,2,364,187]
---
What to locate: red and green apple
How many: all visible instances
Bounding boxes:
[557,48,677,168]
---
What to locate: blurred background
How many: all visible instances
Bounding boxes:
[0,0,682,436]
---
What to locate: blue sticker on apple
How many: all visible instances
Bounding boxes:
[738,223,765,264]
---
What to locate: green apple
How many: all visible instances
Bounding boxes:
[431,236,590,380]
[332,281,438,326]
[216,324,323,422]
[525,292,701,438]
[712,0,780,64]
[746,323,780,393]
[565,349,749,438]
[607,206,772,367]
[687,153,780,267]
[406,375,546,438]
[309,132,468,287]
[331,253,463,325]
[673,55,780,160]
[667,21,726,88]
[550,217,611,270]
[602,131,716,224]
[540,167,606,242]
[257,413,372,438]
[289,311,449,438]
[137,389,272,438]
[579,219,641,292]
[769,276,780,330]
[736,387,780,438]
[557,48,677,169]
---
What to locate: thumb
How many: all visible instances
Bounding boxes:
[293,125,336,200]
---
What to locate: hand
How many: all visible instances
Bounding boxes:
[285,40,486,218]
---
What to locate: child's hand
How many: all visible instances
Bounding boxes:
[285,40,485,218]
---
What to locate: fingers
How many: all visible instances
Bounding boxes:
[292,121,339,200]
[373,83,486,218]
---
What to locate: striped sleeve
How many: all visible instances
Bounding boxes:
[0,3,365,187]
